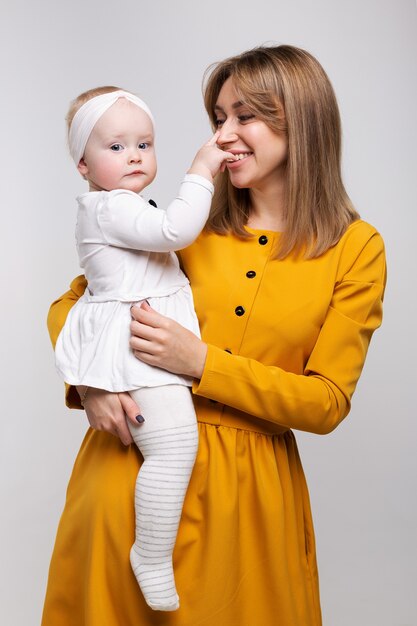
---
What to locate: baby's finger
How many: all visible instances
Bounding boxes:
[220,151,237,163]
[206,131,220,146]
[220,151,238,172]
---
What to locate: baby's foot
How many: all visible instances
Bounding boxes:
[130,546,180,612]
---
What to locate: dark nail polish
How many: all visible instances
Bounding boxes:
[135,414,145,423]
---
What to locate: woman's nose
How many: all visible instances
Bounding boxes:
[216,120,238,146]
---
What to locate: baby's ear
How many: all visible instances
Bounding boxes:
[77,158,89,178]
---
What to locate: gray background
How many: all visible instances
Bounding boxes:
[1,1,416,624]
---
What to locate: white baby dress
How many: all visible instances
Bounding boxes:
[55,174,213,391]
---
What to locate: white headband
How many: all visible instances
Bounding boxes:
[68,90,155,165]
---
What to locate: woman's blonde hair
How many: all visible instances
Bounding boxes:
[66,85,124,133]
[203,45,359,258]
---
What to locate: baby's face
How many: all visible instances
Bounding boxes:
[78,98,157,193]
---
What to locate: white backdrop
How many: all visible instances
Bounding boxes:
[1,1,416,624]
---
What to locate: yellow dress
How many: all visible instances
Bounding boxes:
[42,220,386,626]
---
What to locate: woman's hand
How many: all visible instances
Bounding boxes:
[76,386,143,446]
[130,302,207,379]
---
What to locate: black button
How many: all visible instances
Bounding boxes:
[225,349,232,354]
[235,306,245,316]
[246,270,256,278]
[258,235,268,245]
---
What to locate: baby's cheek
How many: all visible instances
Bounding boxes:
[97,158,122,186]
[147,152,157,175]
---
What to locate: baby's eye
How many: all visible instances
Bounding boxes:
[110,143,124,152]
[138,142,149,150]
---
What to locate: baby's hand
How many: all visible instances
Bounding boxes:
[187,132,236,181]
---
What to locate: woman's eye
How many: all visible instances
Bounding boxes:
[238,114,255,123]
[110,144,123,152]
[138,142,149,150]
[215,118,225,127]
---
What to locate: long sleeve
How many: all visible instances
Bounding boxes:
[192,230,386,435]
[96,174,213,252]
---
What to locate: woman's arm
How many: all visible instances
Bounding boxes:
[47,275,87,351]
[47,275,141,445]
[130,232,386,435]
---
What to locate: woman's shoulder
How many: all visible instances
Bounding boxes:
[337,219,385,258]
[336,219,383,248]
[342,218,382,244]
[334,219,386,284]
[180,220,386,270]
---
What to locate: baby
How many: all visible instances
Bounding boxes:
[54,86,234,611]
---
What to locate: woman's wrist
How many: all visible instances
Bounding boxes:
[76,385,89,406]
[192,342,208,380]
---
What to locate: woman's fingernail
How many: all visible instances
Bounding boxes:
[145,299,150,305]
[135,415,145,423]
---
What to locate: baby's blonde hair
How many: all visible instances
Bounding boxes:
[66,85,125,133]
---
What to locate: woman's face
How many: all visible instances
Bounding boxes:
[214,77,287,193]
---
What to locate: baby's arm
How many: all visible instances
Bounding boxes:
[97,135,234,253]
[187,131,234,181]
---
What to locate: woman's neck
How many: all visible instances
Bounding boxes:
[247,184,286,231]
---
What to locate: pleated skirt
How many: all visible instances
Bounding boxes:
[42,410,322,626]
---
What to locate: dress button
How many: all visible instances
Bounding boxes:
[235,306,245,316]
[246,270,256,278]
[258,235,268,245]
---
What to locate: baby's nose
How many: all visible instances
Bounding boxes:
[129,150,142,163]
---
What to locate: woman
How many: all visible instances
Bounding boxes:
[43,45,386,626]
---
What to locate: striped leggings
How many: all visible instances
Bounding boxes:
[128,385,198,612]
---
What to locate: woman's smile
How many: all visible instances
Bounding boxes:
[215,77,288,192]
[226,151,253,167]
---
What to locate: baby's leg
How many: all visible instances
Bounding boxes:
[128,385,198,612]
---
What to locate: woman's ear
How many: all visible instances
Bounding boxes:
[77,158,89,178]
